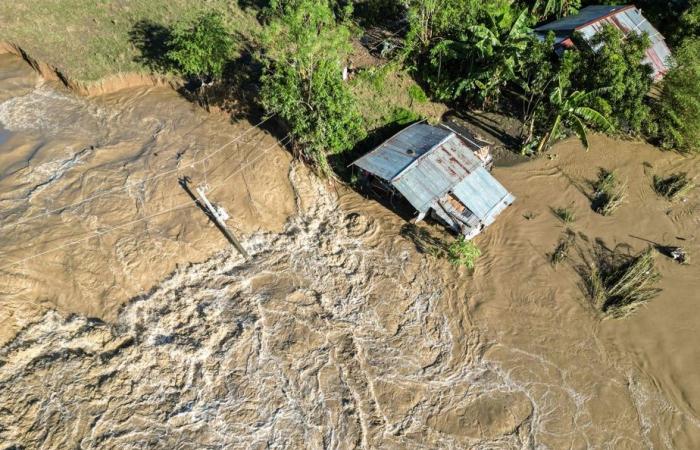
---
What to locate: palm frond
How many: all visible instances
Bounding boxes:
[570,115,590,150]
[573,106,614,131]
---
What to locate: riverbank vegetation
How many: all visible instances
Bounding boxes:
[2,0,699,164]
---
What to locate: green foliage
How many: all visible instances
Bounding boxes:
[657,38,700,153]
[259,0,366,173]
[385,107,422,126]
[447,237,481,269]
[526,74,613,153]
[653,172,696,201]
[531,0,581,21]
[166,12,234,78]
[591,169,626,216]
[583,247,661,319]
[408,84,428,103]
[568,25,654,134]
[405,0,531,105]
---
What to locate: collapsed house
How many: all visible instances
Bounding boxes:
[534,5,672,80]
[351,122,514,239]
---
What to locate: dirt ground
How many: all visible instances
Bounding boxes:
[1,52,700,448]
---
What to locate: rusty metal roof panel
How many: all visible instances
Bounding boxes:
[392,137,483,213]
[578,7,671,80]
[451,167,515,225]
[534,5,630,32]
[535,5,672,80]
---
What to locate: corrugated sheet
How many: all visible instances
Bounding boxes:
[578,7,671,80]
[451,167,515,225]
[535,5,672,80]
[352,123,452,181]
[534,5,628,32]
[392,137,483,213]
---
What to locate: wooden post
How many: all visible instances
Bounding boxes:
[194,185,250,260]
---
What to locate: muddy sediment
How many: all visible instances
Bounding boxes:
[1,52,700,448]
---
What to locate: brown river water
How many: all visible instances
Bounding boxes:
[0,52,699,449]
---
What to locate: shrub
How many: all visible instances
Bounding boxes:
[583,247,661,319]
[408,84,428,103]
[385,107,422,126]
[592,169,626,216]
[447,237,481,269]
[653,172,696,201]
[166,12,234,79]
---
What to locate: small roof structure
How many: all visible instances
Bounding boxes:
[352,122,514,237]
[534,5,672,80]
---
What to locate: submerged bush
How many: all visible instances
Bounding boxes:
[583,247,661,319]
[653,172,696,201]
[592,169,626,216]
[447,237,481,269]
[550,229,576,266]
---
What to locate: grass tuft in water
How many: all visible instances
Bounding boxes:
[583,246,661,319]
[592,169,626,216]
[552,205,576,223]
[447,237,481,269]
[550,229,576,266]
[653,172,696,202]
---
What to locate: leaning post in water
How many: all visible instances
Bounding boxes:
[195,186,251,261]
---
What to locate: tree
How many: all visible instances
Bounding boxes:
[259,0,366,173]
[530,74,613,153]
[657,38,700,153]
[569,25,654,134]
[405,0,531,105]
[166,12,234,80]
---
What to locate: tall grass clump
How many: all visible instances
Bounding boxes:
[592,169,626,215]
[550,229,576,266]
[653,172,696,201]
[448,237,481,269]
[583,247,661,319]
[553,205,575,223]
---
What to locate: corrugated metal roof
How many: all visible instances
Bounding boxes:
[392,136,483,213]
[534,5,630,32]
[535,5,672,80]
[451,167,514,225]
[352,123,452,181]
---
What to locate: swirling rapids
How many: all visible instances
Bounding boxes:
[1,170,530,448]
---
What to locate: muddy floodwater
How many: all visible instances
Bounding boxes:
[0,52,699,449]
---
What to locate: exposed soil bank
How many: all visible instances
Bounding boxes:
[0,41,179,96]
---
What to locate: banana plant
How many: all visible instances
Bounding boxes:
[532,0,581,20]
[535,75,614,153]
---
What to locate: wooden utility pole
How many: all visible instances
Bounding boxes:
[179,176,250,260]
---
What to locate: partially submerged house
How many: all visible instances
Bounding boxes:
[351,122,514,239]
[534,5,672,80]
